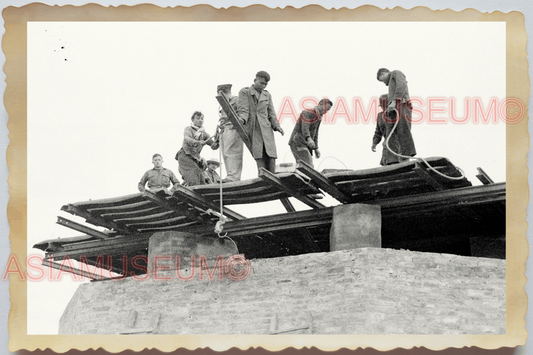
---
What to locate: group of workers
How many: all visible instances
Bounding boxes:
[138,68,416,194]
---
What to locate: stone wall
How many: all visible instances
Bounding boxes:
[59,248,505,335]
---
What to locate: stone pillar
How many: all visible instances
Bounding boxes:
[147,231,238,277]
[329,204,381,251]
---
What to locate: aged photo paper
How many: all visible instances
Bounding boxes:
[3,3,529,353]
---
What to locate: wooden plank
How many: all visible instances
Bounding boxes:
[412,162,445,191]
[50,242,148,259]
[142,190,210,224]
[64,193,148,209]
[33,235,95,251]
[114,211,185,223]
[190,174,316,205]
[324,157,452,181]
[47,233,153,259]
[476,167,495,185]
[204,191,287,205]
[258,168,325,209]
[186,207,334,237]
[337,178,436,203]
[334,170,420,189]
[100,206,167,219]
[56,216,110,240]
[123,216,193,229]
[371,183,506,209]
[61,204,133,234]
[191,174,318,205]
[87,200,154,213]
[42,259,110,281]
[172,185,245,221]
[296,161,351,203]
[137,221,198,233]
[198,186,284,202]
[342,178,427,196]
[216,93,253,153]
[383,202,486,228]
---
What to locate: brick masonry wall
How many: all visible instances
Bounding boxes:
[59,248,505,335]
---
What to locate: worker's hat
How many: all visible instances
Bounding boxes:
[206,158,220,167]
[217,84,232,92]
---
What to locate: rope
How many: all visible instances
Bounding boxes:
[211,123,240,255]
[317,156,348,171]
[384,108,465,181]
[214,124,226,236]
[209,234,239,254]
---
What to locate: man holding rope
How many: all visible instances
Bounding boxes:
[375,68,416,163]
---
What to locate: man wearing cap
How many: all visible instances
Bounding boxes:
[237,70,284,174]
[138,154,180,194]
[204,158,221,184]
[288,98,333,169]
[217,84,244,182]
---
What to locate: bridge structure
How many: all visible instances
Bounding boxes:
[33,157,505,279]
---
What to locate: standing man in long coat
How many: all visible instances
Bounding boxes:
[376,68,416,161]
[372,94,408,165]
[237,71,284,174]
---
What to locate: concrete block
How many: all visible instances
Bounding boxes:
[330,204,381,250]
[147,231,238,274]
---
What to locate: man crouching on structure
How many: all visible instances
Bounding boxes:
[376,68,416,162]
[237,70,284,174]
[288,98,333,168]
[138,153,180,194]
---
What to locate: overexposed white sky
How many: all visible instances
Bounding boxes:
[27,21,506,334]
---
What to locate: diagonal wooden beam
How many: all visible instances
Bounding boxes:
[216,92,253,153]
[46,233,152,259]
[413,162,445,191]
[56,216,110,240]
[279,197,296,212]
[61,204,133,234]
[172,185,245,221]
[142,190,211,225]
[476,167,495,185]
[296,161,351,203]
[258,168,326,209]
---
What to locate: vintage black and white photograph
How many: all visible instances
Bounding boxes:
[3,3,529,353]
